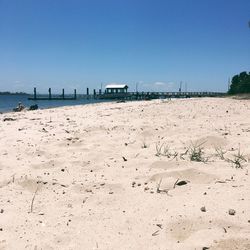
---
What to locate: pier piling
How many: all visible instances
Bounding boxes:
[34,87,37,100]
[48,88,51,100]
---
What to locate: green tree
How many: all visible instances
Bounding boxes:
[228,71,250,94]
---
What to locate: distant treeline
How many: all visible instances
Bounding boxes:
[0,91,28,95]
[228,71,250,94]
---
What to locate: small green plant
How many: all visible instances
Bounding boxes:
[155,141,171,157]
[162,144,171,157]
[214,145,247,169]
[189,142,208,163]
[226,147,247,168]
[155,141,163,156]
[180,148,189,160]
[214,146,227,160]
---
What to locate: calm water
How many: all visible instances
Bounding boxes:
[0,95,111,113]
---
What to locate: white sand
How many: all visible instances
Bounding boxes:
[0,97,250,250]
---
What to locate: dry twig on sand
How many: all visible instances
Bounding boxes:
[173,178,180,189]
[30,186,39,213]
[156,178,172,196]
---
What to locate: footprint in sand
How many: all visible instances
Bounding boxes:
[31,159,60,169]
[53,234,72,247]
[166,218,238,243]
[17,178,43,192]
[0,240,7,250]
[210,238,250,250]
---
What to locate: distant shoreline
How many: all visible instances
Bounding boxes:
[0,92,29,95]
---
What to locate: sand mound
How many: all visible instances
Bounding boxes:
[149,160,187,170]
[150,168,217,184]
[195,135,228,149]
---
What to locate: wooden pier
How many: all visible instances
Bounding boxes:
[28,87,226,101]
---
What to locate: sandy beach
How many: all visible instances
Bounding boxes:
[0,97,250,250]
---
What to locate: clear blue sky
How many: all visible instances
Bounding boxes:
[0,0,249,93]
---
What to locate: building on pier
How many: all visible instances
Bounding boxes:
[105,84,128,94]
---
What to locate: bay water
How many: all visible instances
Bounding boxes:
[0,95,110,113]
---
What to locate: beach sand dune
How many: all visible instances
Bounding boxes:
[0,97,250,249]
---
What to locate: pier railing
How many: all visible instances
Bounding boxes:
[96,91,226,99]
